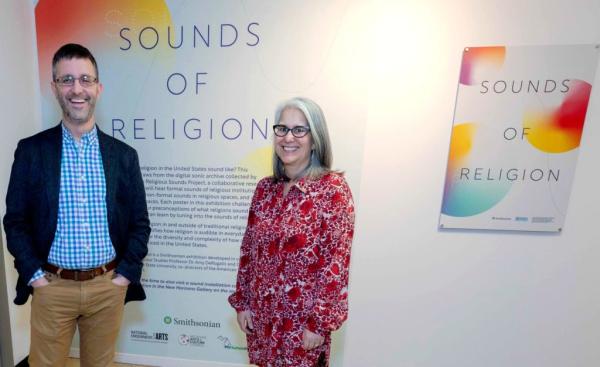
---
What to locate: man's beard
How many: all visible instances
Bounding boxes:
[58,92,96,125]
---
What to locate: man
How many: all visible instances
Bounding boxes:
[3,43,150,366]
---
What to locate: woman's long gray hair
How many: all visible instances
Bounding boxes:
[272,97,334,180]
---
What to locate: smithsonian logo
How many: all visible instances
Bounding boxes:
[163,315,221,328]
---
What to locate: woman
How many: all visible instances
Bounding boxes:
[229,97,355,367]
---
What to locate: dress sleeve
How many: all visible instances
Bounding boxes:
[307,175,355,335]
[228,179,263,312]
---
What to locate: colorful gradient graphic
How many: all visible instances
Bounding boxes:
[36,0,173,94]
[459,46,506,85]
[442,123,512,217]
[523,80,592,153]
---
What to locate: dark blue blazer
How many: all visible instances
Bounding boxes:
[3,124,151,305]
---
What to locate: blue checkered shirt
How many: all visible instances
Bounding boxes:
[29,125,115,283]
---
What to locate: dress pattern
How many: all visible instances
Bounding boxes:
[229,173,355,367]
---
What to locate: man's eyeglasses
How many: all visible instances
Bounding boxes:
[273,124,311,138]
[54,75,98,88]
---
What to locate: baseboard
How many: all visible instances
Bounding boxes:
[69,348,250,367]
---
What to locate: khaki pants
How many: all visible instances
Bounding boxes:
[29,270,127,367]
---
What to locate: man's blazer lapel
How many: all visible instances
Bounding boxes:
[41,124,62,217]
[98,128,116,219]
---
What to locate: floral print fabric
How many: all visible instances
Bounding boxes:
[229,173,355,367]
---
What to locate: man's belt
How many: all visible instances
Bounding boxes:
[42,259,118,281]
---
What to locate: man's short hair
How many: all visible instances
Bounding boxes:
[52,43,99,80]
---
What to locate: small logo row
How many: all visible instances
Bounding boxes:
[129,330,246,350]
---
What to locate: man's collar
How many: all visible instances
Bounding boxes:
[61,122,98,145]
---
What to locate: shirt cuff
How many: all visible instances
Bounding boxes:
[28,269,45,285]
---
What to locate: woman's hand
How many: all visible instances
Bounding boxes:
[237,310,254,334]
[302,328,324,350]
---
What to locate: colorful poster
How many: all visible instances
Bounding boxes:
[440,45,599,232]
[35,0,367,365]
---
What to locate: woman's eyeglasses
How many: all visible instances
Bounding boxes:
[272,124,311,138]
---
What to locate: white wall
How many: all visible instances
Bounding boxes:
[2,1,600,366]
[344,0,600,366]
[0,0,41,364]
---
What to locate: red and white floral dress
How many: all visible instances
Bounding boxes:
[229,173,355,367]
